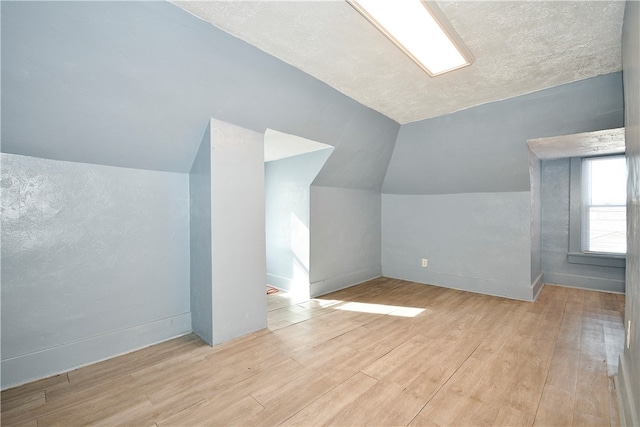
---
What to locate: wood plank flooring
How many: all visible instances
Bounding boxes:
[1,277,626,426]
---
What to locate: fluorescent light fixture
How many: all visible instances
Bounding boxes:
[346,0,474,76]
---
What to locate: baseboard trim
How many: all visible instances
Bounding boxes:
[532,273,545,301]
[543,272,625,293]
[1,312,192,390]
[266,273,298,292]
[614,375,627,427]
[310,267,381,297]
[617,354,639,427]
[382,266,534,301]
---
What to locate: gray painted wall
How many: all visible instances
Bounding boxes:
[541,158,625,293]
[310,187,382,297]
[383,73,624,196]
[265,150,332,295]
[382,74,624,300]
[312,109,399,191]
[189,124,213,344]
[1,1,399,184]
[619,1,640,424]
[210,120,267,345]
[1,0,400,302]
[529,147,543,291]
[382,192,534,300]
[1,154,191,389]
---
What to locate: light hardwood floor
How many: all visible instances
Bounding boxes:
[1,277,626,426]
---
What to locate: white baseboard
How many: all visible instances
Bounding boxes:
[310,267,381,297]
[266,273,298,292]
[617,354,639,427]
[1,312,192,390]
[543,272,625,293]
[381,266,535,301]
[532,273,545,300]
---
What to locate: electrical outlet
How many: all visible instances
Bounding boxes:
[421,258,428,268]
[627,320,631,349]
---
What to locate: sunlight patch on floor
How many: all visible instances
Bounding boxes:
[332,301,425,317]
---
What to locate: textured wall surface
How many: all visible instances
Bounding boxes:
[312,109,399,191]
[1,1,400,314]
[189,124,213,344]
[309,187,382,297]
[1,1,399,188]
[210,120,267,345]
[528,146,543,289]
[266,149,332,294]
[540,159,625,292]
[382,192,534,300]
[173,1,624,124]
[381,73,624,299]
[1,154,191,389]
[383,73,624,196]
[619,1,640,424]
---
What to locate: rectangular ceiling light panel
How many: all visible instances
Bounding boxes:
[347,0,473,76]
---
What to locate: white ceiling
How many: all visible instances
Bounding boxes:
[173,0,625,124]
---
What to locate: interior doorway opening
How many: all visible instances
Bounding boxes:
[263,129,333,299]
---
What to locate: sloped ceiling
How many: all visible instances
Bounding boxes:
[264,129,333,162]
[1,1,626,174]
[174,0,625,124]
[0,1,399,178]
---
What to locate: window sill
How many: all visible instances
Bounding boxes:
[568,252,626,268]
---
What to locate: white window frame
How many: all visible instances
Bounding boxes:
[568,155,626,268]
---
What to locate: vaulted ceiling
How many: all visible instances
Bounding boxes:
[174,0,625,124]
[1,1,626,175]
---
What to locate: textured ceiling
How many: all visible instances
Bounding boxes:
[527,128,626,160]
[173,0,625,124]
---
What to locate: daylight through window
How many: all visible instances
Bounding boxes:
[582,156,627,254]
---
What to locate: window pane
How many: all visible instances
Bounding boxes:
[586,157,626,205]
[586,206,626,253]
[583,156,627,254]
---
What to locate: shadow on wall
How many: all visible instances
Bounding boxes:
[264,129,333,299]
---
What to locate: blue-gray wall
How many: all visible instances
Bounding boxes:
[189,124,213,344]
[382,73,624,300]
[209,120,267,345]
[0,154,191,389]
[313,109,399,192]
[188,120,267,346]
[310,187,382,297]
[619,0,640,424]
[1,0,400,304]
[0,1,399,179]
[541,158,625,292]
[383,73,623,196]
[382,192,534,300]
[4,0,631,395]
[529,147,543,291]
[266,149,333,295]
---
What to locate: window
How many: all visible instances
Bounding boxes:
[581,156,627,254]
[569,155,626,267]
